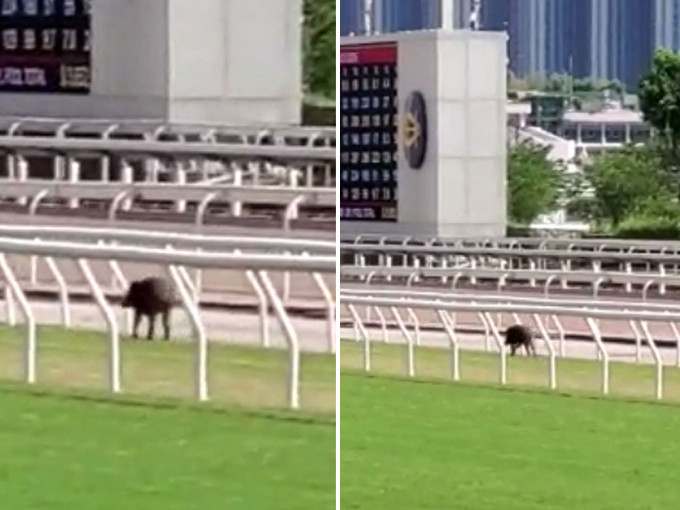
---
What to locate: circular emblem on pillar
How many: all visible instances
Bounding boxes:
[402,91,428,169]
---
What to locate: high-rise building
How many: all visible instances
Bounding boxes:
[654,0,680,48]
[623,0,654,88]
[340,0,363,35]
[339,0,667,89]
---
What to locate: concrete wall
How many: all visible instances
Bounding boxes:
[341,30,508,238]
[0,0,302,125]
[436,31,507,237]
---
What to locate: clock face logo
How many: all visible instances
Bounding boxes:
[402,91,428,169]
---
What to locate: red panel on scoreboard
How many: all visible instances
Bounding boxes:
[340,43,397,65]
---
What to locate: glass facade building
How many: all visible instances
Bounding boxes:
[340,0,677,89]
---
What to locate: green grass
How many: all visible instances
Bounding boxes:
[341,340,680,402]
[0,327,335,509]
[0,383,334,509]
[341,372,680,509]
[0,326,335,414]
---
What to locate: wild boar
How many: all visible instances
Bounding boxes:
[121,277,177,340]
[504,324,536,357]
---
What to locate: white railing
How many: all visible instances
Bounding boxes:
[0,225,336,254]
[341,243,680,266]
[0,136,335,163]
[0,181,335,206]
[342,265,680,298]
[0,236,336,410]
[342,286,680,364]
[4,226,336,355]
[0,117,335,145]
[0,180,335,229]
[341,233,680,254]
[341,242,680,292]
[341,294,680,400]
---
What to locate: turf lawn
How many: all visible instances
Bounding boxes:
[341,341,680,509]
[0,326,335,413]
[340,340,680,402]
[0,326,335,509]
[341,371,680,510]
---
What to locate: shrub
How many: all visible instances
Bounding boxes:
[615,216,680,240]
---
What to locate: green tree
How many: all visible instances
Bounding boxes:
[507,141,563,225]
[582,145,672,228]
[639,49,680,153]
[303,0,335,99]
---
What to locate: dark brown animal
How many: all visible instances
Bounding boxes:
[505,324,536,357]
[121,277,178,340]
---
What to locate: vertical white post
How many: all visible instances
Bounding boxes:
[67,158,80,208]
[348,304,371,371]
[101,156,110,183]
[288,169,300,219]
[258,271,300,410]
[246,270,270,348]
[437,309,460,381]
[166,265,208,402]
[78,259,121,393]
[53,155,65,180]
[586,317,609,395]
[16,156,28,206]
[0,254,35,383]
[390,307,415,377]
[312,272,335,354]
[4,286,16,326]
[120,160,133,211]
[174,163,187,213]
[29,237,39,286]
[231,164,243,217]
[44,257,71,328]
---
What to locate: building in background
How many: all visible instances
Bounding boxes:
[340,0,675,90]
[340,0,364,35]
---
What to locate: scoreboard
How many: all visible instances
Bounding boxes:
[0,0,90,94]
[340,42,398,222]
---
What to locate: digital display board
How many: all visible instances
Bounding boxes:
[340,42,398,222]
[0,0,90,94]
